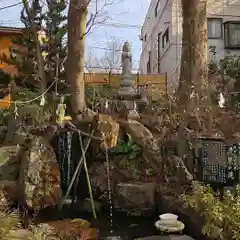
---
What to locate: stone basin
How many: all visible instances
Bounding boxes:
[134,235,195,240]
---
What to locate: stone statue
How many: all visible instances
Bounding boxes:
[118,41,135,97]
[116,41,139,119]
[56,96,66,127]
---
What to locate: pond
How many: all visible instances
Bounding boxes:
[34,201,206,240]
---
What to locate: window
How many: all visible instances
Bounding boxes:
[147,61,150,74]
[157,33,161,73]
[224,21,240,48]
[207,18,222,39]
[144,34,147,42]
[162,27,169,49]
[155,0,160,17]
[147,51,151,74]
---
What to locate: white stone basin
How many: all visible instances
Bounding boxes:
[159,213,178,223]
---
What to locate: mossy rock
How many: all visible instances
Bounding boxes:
[0,146,21,181]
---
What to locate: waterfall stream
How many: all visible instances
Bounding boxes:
[58,131,73,194]
[104,143,123,240]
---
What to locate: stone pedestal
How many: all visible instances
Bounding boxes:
[123,100,139,120]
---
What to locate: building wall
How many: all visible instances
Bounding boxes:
[207,0,240,61]
[0,32,22,76]
[140,0,240,92]
[140,0,173,74]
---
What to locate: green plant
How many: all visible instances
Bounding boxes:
[85,84,112,110]
[181,182,240,240]
[208,60,218,74]
[44,0,67,86]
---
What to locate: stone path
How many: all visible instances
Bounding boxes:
[134,235,195,240]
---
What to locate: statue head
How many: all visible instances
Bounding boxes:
[60,95,65,104]
[122,41,131,53]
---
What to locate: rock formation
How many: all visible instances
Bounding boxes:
[18,135,61,210]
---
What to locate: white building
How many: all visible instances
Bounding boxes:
[140,0,240,92]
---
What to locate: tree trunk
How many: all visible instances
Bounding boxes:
[67,0,88,121]
[178,0,210,108]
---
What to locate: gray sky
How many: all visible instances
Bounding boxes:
[0,0,150,70]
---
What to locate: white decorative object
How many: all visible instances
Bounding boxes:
[155,213,184,233]
[218,92,225,108]
[40,95,46,106]
[159,213,178,223]
[105,99,109,109]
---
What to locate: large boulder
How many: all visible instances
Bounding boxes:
[114,182,156,216]
[118,119,162,171]
[18,135,61,210]
[0,146,21,181]
[89,154,142,204]
[89,160,133,203]
[93,114,120,149]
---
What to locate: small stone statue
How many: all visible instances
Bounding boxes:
[118,41,135,97]
[118,41,139,119]
[56,96,66,127]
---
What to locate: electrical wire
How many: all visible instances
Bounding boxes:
[0,2,22,11]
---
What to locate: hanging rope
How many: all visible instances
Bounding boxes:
[1,78,58,105]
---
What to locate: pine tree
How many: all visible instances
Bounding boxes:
[2,0,67,92]
[3,0,44,91]
[44,0,67,88]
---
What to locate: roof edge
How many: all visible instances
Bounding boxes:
[0,26,23,34]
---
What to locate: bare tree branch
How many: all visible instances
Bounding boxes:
[71,0,121,38]
[85,52,103,73]
[100,37,122,72]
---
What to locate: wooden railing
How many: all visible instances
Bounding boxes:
[84,72,168,98]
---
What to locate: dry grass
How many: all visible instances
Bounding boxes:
[27,224,61,240]
[0,207,20,238]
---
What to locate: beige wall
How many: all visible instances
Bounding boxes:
[140,0,240,93]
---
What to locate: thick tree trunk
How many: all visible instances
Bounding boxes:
[178,0,210,108]
[67,0,88,121]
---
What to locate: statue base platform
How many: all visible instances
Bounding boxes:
[117,89,140,101]
[127,109,140,120]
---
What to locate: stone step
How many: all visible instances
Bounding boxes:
[134,235,195,240]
